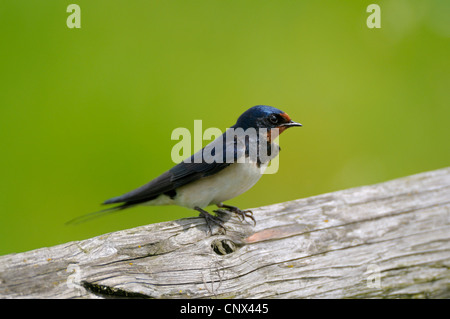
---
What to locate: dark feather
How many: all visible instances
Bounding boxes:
[65,204,132,225]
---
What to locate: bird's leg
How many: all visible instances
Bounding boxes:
[215,203,256,226]
[194,206,226,235]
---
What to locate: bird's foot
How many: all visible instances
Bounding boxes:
[216,204,256,226]
[195,207,226,235]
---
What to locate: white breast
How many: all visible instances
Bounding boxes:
[143,134,280,210]
[173,160,268,209]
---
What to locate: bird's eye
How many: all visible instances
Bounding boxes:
[268,114,278,124]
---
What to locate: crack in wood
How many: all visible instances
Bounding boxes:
[81,281,153,299]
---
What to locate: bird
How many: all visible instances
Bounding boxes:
[67,105,302,233]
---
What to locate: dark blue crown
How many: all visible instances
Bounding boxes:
[234,105,284,129]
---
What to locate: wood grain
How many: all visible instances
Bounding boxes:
[1,167,449,298]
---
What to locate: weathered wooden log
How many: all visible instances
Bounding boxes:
[1,167,449,299]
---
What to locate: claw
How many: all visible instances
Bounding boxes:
[195,206,226,235]
[216,204,256,226]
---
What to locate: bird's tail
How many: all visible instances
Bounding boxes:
[65,203,133,225]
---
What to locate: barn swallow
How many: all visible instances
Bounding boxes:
[67,105,301,233]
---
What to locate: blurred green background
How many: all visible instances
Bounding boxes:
[0,1,449,255]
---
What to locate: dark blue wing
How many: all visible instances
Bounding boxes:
[103,132,244,206]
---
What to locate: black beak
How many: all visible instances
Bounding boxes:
[282,120,302,127]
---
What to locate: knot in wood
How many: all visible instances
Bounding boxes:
[211,238,237,255]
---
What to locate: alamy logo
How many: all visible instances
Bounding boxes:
[171,120,281,174]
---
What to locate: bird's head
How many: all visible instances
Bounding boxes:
[234,105,302,135]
